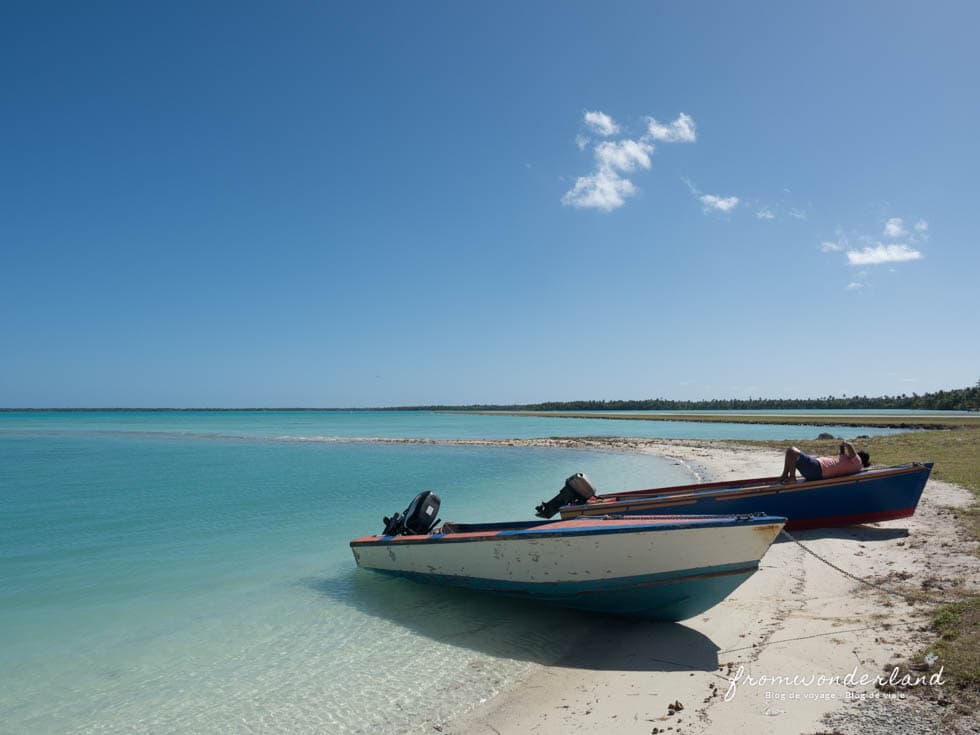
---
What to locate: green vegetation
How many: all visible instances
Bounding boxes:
[464,411,980,430]
[917,599,980,712]
[403,380,980,412]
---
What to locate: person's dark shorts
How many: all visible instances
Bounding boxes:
[796,451,823,481]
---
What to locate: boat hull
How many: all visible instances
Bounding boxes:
[351,515,784,621]
[558,463,933,530]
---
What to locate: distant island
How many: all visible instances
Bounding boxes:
[4,381,977,412]
[392,381,980,413]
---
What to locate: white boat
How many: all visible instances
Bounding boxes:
[350,494,785,621]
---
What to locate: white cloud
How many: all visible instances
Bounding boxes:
[561,169,637,212]
[583,110,619,137]
[846,243,923,266]
[683,177,738,214]
[910,218,930,243]
[646,113,697,143]
[821,240,845,252]
[788,207,807,220]
[563,110,696,212]
[846,281,865,290]
[700,194,739,213]
[562,139,654,211]
[756,208,775,220]
[594,139,653,172]
[883,217,906,238]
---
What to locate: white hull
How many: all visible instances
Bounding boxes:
[352,520,782,584]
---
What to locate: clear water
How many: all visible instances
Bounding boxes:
[0,410,910,734]
[0,413,700,735]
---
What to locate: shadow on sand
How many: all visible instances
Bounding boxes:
[773,524,910,544]
[305,569,720,673]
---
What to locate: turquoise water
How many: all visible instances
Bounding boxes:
[0,409,912,441]
[0,411,909,734]
[1,413,700,735]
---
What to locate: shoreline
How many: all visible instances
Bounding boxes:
[437,439,978,735]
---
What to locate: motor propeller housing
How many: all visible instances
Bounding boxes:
[383,490,441,536]
[534,473,596,518]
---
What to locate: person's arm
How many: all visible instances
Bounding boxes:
[839,441,857,458]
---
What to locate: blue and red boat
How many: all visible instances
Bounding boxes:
[550,463,933,530]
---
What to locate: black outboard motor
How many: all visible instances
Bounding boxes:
[382,491,441,536]
[534,473,596,519]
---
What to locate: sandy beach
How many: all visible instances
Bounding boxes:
[440,440,979,735]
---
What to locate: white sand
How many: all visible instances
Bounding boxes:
[438,440,979,735]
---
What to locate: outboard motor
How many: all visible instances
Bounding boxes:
[534,473,596,519]
[382,491,441,536]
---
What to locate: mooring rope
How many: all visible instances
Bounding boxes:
[778,528,972,606]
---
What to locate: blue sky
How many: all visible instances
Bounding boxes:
[2,2,978,407]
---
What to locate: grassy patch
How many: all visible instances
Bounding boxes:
[905,598,980,712]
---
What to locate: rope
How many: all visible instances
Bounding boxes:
[718,626,879,655]
[778,528,972,606]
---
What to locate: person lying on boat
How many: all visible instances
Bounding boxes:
[779,442,870,484]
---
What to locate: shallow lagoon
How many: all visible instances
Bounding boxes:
[0,411,908,733]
